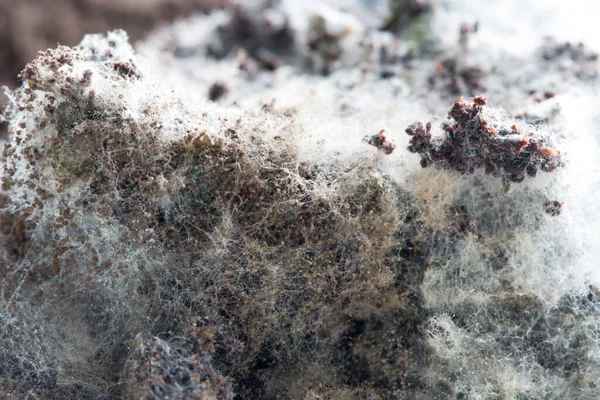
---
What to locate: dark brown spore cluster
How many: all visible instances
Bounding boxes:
[542,41,598,62]
[428,23,487,97]
[207,1,296,72]
[364,129,396,154]
[305,11,353,76]
[540,38,599,80]
[544,200,564,217]
[406,96,564,182]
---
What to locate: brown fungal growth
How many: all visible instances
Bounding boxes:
[540,38,599,80]
[429,22,486,97]
[544,200,564,217]
[112,60,138,78]
[1,1,598,396]
[0,31,428,399]
[305,10,350,75]
[541,39,599,62]
[533,90,557,103]
[208,1,296,70]
[406,96,565,182]
[364,129,396,154]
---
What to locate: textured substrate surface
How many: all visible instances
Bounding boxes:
[1,1,600,399]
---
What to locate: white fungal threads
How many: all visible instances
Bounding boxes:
[1,1,600,398]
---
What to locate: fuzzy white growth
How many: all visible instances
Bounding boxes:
[2,1,600,399]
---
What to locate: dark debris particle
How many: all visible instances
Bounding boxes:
[364,129,397,154]
[405,96,565,181]
[544,200,564,217]
[383,0,431,33]
[112,60,138,78]
[533,90,557,103]
[208,81,229,101]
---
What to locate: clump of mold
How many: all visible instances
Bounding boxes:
[0,29,420,398]
[406,96,564,182]
[2,1,600,399]
[428,22,487,97]
[208,0,296,71]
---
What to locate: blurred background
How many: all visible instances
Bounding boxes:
[0,0,225,138]
[2,0,598,141]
